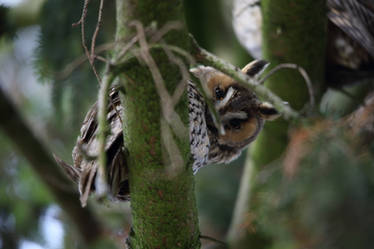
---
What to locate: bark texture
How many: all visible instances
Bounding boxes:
[115,1,200,248]
[228,1,327,248]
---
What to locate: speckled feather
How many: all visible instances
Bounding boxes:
[54,89,129,207]
[187,81,210,173]
[188,60,278,173]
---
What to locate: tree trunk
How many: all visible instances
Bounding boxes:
[228,1,327,248]
[115,1,200,248]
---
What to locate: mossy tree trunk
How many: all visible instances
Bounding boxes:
[115,1,200,248]
[228,1,327,248]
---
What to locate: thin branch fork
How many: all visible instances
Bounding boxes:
[74,0,104,84]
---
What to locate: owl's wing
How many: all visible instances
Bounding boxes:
[55,88,129,207]
[187,81,210,174]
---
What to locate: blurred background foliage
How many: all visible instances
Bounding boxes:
[253,122,374,249]
[0,0,374,249]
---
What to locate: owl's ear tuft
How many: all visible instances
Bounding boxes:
[189,66,203,77]
[190,66,217,79]
[242,59,269,77]
[258,102,280,121]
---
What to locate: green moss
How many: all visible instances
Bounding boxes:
[122,58,199,247]
[116,0,200,248]
[129,171,200,248]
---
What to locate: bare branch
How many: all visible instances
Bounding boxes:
[116,35,142,62]
[74,0,102,84]
[161,42,191,107]
[90,0,105,60]
[72,0,90,26]
[96,64,116,198]
[258,63,315,114]
[161,118,184,177]
[149,21,183,43]
[130,21,188,140]
[56,42,116,80]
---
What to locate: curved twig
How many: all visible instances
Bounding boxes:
[258,63,315,113]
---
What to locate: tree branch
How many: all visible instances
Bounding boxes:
[96,64,116,198]
[0,86,104,244]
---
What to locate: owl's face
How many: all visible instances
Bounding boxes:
[189,60,279,171]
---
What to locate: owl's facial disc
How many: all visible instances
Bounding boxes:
[218,113,260,147]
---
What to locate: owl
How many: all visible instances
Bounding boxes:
[54,59,279,206]
[54,89,129,207]
[188,59,279,173]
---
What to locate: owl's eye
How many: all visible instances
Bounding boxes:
[229,118,242,130]
[215,87,226,100]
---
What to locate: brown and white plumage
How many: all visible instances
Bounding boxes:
[189,59,279,173]
[55,60,279,203]
[55,89,129,207]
